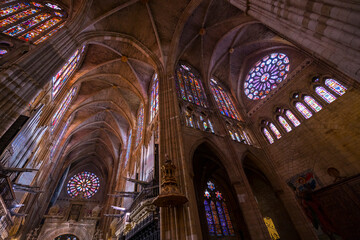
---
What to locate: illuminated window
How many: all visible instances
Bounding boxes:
[67,171,100,199]
[269,123,281,139]
[204,181,235,237]
[325,78,346,96]
[278,116,292,132]
[285,110,300,127]
[295,102,312,119]
[149,74,159,122]
[175,63,208,108]
[50,117,71,159]
[52,46,85,98]
[135,106,144,147]
[0,1,66,44]
[54,234,79,240]
[263,128,274,144]
[315,86,336,104]
[264,217,280,240]
[124,129,132,167]
[210,78,241,121]
[244,53,290,100]
[0,49,7,56]
[304,96,322,112]
[51,87,76,133]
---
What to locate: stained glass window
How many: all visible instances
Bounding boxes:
[304,96,322,112]
[45,3,61,10]
[54,234,79,240]
[315,87,337,103]
[0,49,7,55]
[124,129,132,167]
[150,74,159,122]
[210,78,240,120]
[52,46,85,98]
[135,106,144,147]
[67,171,100,199]
[325,79,346,96]
[295,102,312,119]
[263,128,274,144]
[264,217,280,240]
[203,181,235,237]
[278,116,292,132]
[175,63,208,108]
[0,1,66,44]
[51,87,77,133]
[285,110,300,127]
[269,123,281,139]
[244,53,290,100]
[50,117,71,159]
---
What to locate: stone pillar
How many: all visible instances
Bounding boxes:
[0,29,80,138]
[158,71,197,239]
[228,0,360,81]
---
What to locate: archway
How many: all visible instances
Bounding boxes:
[243,156,300,240]
[192,142,250,240]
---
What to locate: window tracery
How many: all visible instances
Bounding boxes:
[210,78,240,121]
[124,129,132,167]
[261,120,281,144]
[51,87,77,133]
[52,45,85,98]
[184,109,215,134]
[244,53,290,100]
[227,123,251,145]
[175,63,208,108]
[0,1,66,44]
[67,171,100,199]
[150,73,159,122]
[135,106,144,147]
[204,180,235,237]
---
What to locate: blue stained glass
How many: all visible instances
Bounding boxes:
[325,79,346,96]
[67,171,100,199]
[245,53,290,100]
[315,87,336,103]
[207,181,215,191]
[51,87,77,132]
[204,200,215,235]
[175,64,208,108]
[150,74,159,122]
[216,201,229,236]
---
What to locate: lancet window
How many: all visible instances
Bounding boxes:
[325,78,346,96]
[227,123,251,145]
[210,78,241,121]
[263,128,274,144]
[0,1,66,44]
[285,110,301,127]
[244,53,290,100]
[295,102,312,119]
[51,87,76,133]
[261,120,281,144]
[204,180,235,237]
[149,73,159,122]
[135,106,144,147]
[315,86,336,104]
[50,117,71,159]
[52,45,85,98]
[175,63,208,108]
[184,109,215,134]
[124,129,132,167]
[304,95,322,112]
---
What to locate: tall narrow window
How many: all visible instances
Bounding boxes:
[50,117,71,159]
[0,1,66,44]
[51,87,76,133]
[325,79,346,96]
[244,53,290,100]
[304,96,322,112]
[278,116,292,132]
[315,87,336,103]
[52,46,85,98]
[295,102,312,119]
[175,63,208,108]
[150,74,159,122]
[124,129,132,167]
[263,128,274,144]
[204,181,235,237]
[135,106,144,147]
[210,78,240,121]
[285,110,300,127]
[269,123,281,139]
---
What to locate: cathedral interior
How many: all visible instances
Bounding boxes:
[0,0,359,239]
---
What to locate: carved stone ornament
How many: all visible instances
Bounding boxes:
[153,154,188,207]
